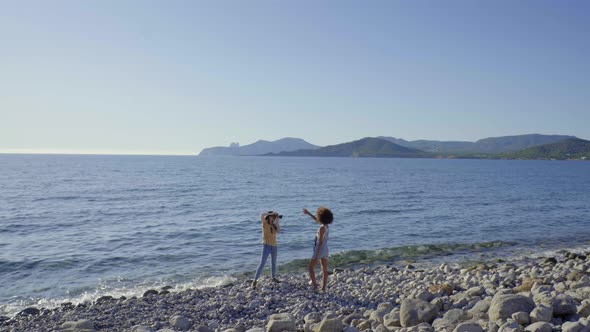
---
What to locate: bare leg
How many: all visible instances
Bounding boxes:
[308,258,318,290]
[320,258,328,291]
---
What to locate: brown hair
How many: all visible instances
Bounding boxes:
[316,207,333,225]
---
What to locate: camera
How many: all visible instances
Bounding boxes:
[264,211,283,220]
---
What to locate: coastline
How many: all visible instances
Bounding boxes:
[2,245,590,332]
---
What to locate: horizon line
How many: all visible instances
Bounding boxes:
[0,151,196,157]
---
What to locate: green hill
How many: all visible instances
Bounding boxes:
[502,138,590,160]
[379,134,575,153]
[266,137,431,158]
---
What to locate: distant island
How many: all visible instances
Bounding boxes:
[198,137,319,156]
[198,134,590,160]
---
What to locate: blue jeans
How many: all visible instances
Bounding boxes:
[254,244,277,279]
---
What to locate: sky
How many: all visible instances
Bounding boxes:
[1,1,589,155]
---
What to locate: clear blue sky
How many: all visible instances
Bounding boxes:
[1,1,589,155]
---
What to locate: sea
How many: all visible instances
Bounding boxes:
[1,154,590,316]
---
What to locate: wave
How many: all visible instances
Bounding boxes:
[32,196,80,202]
[350,209,402,215]
[0,274,236,317]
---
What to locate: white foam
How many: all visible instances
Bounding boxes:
[0,274,237,317]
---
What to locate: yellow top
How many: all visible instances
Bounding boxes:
[261,213,280,246]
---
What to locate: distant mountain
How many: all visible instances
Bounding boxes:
[472,134,577,153]
[267,137,431,158]
[378,137,473,153]
[379,134,576,154]
[502,138,590,160]
[198,138,320,156]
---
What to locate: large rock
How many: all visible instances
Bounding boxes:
[562,322,587,332]
[266,313,296,332]
[170,315,191,331]
[130,326,155,332]
[498,321,521,332]
[343,327,360,332]
[466,287,485,297]
[400,299,440,327]
[432,318,456,331]
[579,300,590,318]
[312,316,344,332]
[512,311,530,325]
[370,303,395,323]
[530,306,553,323]
[524,322,552,332]
[18,307,40,317]
[60,320,97,332]
[468,298,492,318]
[488,294,535,321]
[383,308,401,328]
[553,294,578,316]
[453,322,484,332]
[444,309,469,324]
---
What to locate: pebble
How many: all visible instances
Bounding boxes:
[3,251,590,332]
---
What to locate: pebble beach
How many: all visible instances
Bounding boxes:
[2,248,590,332]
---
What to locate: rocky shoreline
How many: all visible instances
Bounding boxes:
[2,250,590,332]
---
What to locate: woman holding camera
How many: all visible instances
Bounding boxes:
[252,211,281,288]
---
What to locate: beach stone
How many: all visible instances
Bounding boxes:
[451,293,473,308]
[245,329,264,332]
[524,322,552,332]
[415,290,434,301]
[95,295,114,304]
[432,318,455,331]
[267,313,296,332]
[143,289,159,297]
[429,283,454,296]
[403,322,434,332]
[512,312,530,325]
[18,307,40,317]
[553,294,578,316]
[371,303,395,323]
[130,326,155,332]
[453,322,484,332]
[357,320,372,330]
[343,313,364,325]
[400,299,440,327]
[530,306,553,323]
[488,294,535,321]
[343,327,360,332]
[469,298,492,317]
[60,319,97,331]
[196,326,213,332]
[562,322,587,332]
[445,309,469,324]
[467,287,485,297]
[304,312,322,324]
[312,316,344,332]
[170,315,191,331]
[384,308,401,328]
[498,321,521,332]
[578,300,590,317]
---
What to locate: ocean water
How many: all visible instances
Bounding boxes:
[1,154,590,316]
